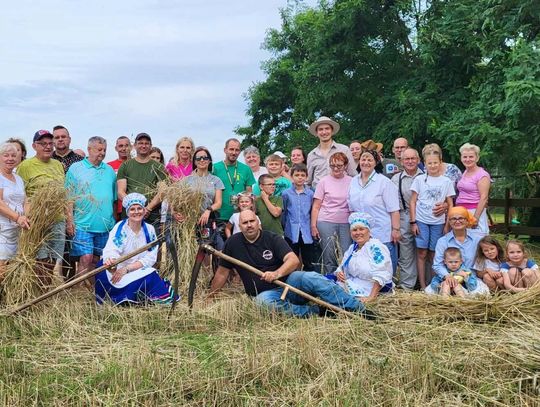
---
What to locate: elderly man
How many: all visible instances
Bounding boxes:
[17,130,66,281]
[212,138,256,222]
[243,145,268,182]
[382,137,408,178]
[391,148,424,289]
[117,133,167,226]
[306,116,356,189]
[66,136,116,278]
[209,210,370,318]
[52,125,84,173]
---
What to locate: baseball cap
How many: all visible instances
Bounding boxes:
[33,130,53,142]
[134,132,152,143]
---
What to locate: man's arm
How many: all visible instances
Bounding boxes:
[209,266,232,297]
[117,178,127,202]
[260,252,300,283]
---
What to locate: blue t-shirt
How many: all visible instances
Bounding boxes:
[65,158,117,233]
[500,259,538,273]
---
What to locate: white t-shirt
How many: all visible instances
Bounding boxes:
[0,173,25,230]
[228,212,261,235]
[473,258,500,272]
[411,175,455,225]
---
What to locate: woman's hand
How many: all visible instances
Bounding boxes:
[104,258,117,267]
[16,215,30,229]
[111,267,128,284]
[311,225,320,240]
[198,209,210,226]
[336,270,346,282]
[391,228,401,243]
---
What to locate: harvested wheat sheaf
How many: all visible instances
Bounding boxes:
[0,181,67,306]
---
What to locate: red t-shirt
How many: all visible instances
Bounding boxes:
[107,159,125,214]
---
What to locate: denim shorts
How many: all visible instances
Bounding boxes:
[415,221,444,251]
[70,229,109,257]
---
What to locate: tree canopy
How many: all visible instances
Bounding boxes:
[237,0,540,174]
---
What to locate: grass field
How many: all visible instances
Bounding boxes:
[1,244,540,406]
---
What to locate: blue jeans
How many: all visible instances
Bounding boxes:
[384,241,398,275]
[254,271,365,318]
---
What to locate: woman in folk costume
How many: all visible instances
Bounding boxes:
[95,193,177,305]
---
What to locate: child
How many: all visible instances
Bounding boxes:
[225,192,260,238]
[473,236,505,291]
[500,240,539,293]
[430,247,477,297]
[282,164,317,271]
[252,154,291,197]
[255,174,284,235]
[410,149,455,289]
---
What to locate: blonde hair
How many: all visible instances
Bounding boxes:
[422,143,442,158]
[459,142,480,157]
[173,136,195,165]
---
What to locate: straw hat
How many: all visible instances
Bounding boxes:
[308,116,340,136]
[360,139,383,152]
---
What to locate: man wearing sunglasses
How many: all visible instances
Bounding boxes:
[17,130,67,284]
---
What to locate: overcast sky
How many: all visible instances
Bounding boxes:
[0,0,314,162]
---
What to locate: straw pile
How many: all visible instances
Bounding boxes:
[159,179,206,294]
[0,181,67,306]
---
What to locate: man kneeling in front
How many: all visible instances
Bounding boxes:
[209,210,370,317]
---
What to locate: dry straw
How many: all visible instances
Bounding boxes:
[0,181,67,306]
[158,179,208,295]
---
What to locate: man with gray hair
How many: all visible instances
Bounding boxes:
[65,136,117,279]
[243,145,268,182]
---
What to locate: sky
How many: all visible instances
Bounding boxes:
[0,0,314,162]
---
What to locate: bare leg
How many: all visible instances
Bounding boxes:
[521,268,540,288]
[440,280,450,296]
[0,260,6,285]
[494,277,505,290]
[453,284,465,298]
[416,248,428,289]
[482,274,497,291]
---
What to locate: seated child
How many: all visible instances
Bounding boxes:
[252,153,291,197]
[473,236,505,291]
[255,174,284,235]
[501,240,539,293]
[430,247,478,297]
[225,192,260,238]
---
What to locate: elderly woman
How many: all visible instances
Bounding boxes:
[6,138,27,162]
[243,145,268,182]
[422,143,462,188]
[456,143,491,235]
[335,213,393,302]
[311,152,352,274]
[429,206,488,295]
[166,136,195,180]
[95,193,176,305]
[348,149,401,273]
[0,143,30,282]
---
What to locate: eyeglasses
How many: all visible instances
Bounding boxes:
[194,156,210,161]
[329,164,345,169]
[35,142,54,147]
[449,217,467,222]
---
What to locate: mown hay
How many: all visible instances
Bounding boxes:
[159,179,210,295]
[0,181,67,306]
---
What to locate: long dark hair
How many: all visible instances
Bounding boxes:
[474,236,505,270]
[192,146,213,172]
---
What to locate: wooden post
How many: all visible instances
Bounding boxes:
[504,188,511,236]
[202,244,357,317]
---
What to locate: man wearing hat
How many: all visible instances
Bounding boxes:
[306,116,357,189]
[17,130,67,281]
[117,133,167,226]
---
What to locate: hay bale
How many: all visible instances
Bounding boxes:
[1,181,67,306]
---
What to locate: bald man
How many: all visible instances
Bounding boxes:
[209,210,370,318]
[382,137,408,178]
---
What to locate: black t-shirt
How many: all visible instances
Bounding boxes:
[220,231,292,296]
[53,150,84,173]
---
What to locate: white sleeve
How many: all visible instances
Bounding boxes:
[367,241,393,286]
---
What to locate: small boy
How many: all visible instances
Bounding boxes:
[255,174,284,235]
[282,164,317,271]
[430,247,477,297]
[252,154,291,197]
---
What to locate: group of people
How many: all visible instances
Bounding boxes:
[0,117,538,316]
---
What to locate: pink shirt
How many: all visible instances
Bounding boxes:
[166,161,193,180]
[456,167,491,209]
[314,175,352,223]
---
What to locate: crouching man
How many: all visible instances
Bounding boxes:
[209,209,368,317]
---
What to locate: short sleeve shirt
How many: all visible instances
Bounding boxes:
[183,174,225,213]
[307,141,357,188]
[220,230,292,296]
[313,175,352,224]
[212,161,256,221]
[410,175,455,224]
[500,259,538,273]
[16,157,65,198]
[0,173,25,230]
[456,167,491,208]
[255,195,284,235]
[117,159,167,202]
[252,176,292,197]
[53,150,84,173]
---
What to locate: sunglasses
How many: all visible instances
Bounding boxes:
[194,156,211,162]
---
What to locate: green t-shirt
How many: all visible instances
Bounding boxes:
[117,159,167,222]
[255,195,284,236]
[212,161,256,220]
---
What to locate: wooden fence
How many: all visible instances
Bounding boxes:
[489,188,540,237]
